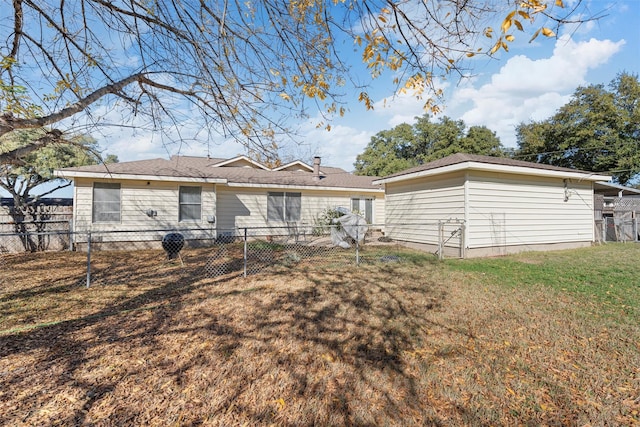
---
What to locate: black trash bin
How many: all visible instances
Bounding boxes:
[162,233,185,260]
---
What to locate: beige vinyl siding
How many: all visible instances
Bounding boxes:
[216,187,265,231]
[384,172,465,244]
[466,171,594,248]
[216,186,384,232]
[73,178,216,240]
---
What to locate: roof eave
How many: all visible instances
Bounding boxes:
[373,161,612,185]
[54,170,228,184]
[225,181,384,192]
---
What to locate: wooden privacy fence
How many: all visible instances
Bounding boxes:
[594,197,640,243]
[0,201,73,252]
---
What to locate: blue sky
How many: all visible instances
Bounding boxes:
[97,1,638,168]
[3,0,639,198]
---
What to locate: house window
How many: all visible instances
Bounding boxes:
[351,197,373,223]
[92,182,121,223]
[267,192,301,222]
[179,186,202,221]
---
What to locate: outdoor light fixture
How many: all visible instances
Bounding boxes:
[145,209,158,217]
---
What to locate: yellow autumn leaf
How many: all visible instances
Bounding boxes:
[279,93,291,101]
[555,0,564,7]
[513,20,523,31]
[529,28,541,43]
[501,18,512,33]
[505,34,515,42]
[378,15,387,23]
[466,52,475,57]
[541,27,556,37]
[489,41,501,55]
[273,398,285,411]
[517,11,531,21]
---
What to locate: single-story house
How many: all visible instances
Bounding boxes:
[373,153,611,258]
[54,155,384,245]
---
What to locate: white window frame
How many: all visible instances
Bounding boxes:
[351,197,374,223]
[179,186,202,222]
[92,182,121,223]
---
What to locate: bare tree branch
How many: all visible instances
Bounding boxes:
[0,0,593,159]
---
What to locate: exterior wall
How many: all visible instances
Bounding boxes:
[73,178,217,242]
[73,178,383,243]
[383,172,465,245]
[216,186,384,233]
[465,171,595,254]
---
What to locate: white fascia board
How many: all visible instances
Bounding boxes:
[225,181,384,193]
[272,160,314,172]
[213,155,269,170]
[373,161,612,185]
[53,170,227,184]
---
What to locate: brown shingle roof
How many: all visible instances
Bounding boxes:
[58,156,382,190]
[380,153,597,180]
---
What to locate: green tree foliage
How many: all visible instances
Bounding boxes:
[0,129,117,207]
[354,114,505,176]
[516,72,640,185]
[353,123,418,177]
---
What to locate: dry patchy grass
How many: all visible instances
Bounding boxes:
[0,245,638,426]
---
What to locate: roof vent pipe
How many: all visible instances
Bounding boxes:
[313,156,321,181]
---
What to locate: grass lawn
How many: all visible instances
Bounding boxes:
[0,243,638,426]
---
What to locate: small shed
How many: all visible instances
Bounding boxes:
[373,153,611,258]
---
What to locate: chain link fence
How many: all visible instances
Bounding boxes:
[0,222,466,288]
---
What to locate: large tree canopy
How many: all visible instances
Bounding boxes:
[354,114,505,176]
[516,72,640,185]
[0,0,587,163]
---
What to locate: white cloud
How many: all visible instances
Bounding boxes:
[294,119,373,172]
[373,93,427,127]
[448,35,625,147]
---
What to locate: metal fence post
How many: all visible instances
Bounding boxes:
[356,227,360,266]
[243,228,247,278]
[86,231,91,288]
[68,219,73,251]
[437,221,444,260]
[460,222,466,259]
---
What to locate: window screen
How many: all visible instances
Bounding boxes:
[179,186,202,221]
[92,182,121,223]
[268,192,301,222]
[285,192,301,221]
[351,197,374,223]
[267,192,285,222]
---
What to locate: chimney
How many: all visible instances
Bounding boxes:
[313,156,321,181]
